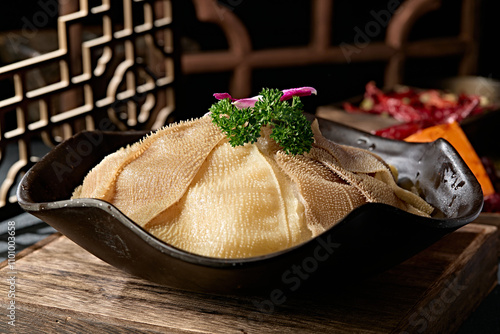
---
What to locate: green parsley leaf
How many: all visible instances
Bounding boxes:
[210,88,314,155]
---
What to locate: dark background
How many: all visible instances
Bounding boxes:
[1,0,499,117]
[179,0,500,118]
[0,3,498,333]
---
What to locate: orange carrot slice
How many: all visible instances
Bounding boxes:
[404,121,495,196]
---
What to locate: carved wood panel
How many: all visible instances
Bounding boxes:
[0,0,179,215]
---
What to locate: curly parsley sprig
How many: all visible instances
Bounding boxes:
[209,88,314,155]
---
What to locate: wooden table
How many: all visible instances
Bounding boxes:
[0,219,498,333]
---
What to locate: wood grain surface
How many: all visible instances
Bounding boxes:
[473,213,500,257]
[0,222,498,334]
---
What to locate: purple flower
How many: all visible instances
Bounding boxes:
[213,93,235,101]
[233,97,261,109]
[213,87,317,109]
[280,87,317,101]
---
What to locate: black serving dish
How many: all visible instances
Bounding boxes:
[17,116,483,295]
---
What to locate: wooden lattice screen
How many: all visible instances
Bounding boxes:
[183,0,478,98]
[0,0,179,217]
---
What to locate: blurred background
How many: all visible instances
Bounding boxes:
[1,0,499,117]
[0,1,499,216]
[1,0,500,238]
[1,0,499,258]
[0,2,499,332]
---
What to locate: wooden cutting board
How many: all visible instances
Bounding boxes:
[0,222,498,334]
[473,213,500,257]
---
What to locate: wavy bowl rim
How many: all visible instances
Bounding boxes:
[16,118,484,267]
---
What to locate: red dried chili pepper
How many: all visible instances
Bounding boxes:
[345,82,487,140]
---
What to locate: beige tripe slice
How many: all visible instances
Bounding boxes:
[72,116,434,259]
[145,139,309,258]
[274,152,367,236]
[307,120,434,216]
[72,116,226,225]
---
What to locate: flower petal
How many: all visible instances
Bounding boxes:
[214,87,317,109]
[233,96,261,109]
[213,93,235,101]
[280,87,317,101]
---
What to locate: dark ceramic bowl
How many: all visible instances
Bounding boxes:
[17,116,483,295]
